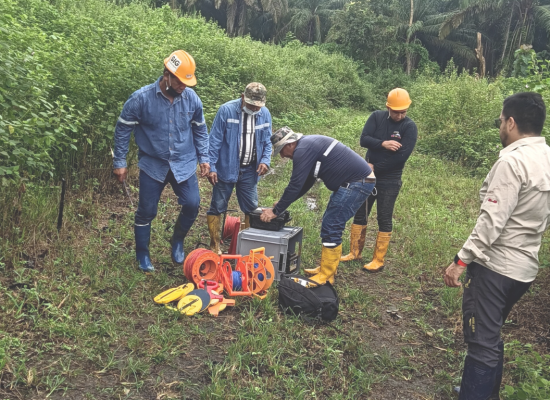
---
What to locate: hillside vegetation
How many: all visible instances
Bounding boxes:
[2,1,550,399]
[0,0,372,182]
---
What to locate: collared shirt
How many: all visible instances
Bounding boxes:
[113,77,209,183]
[240,112,257,166]
[458,136,550,282]
[209,98,272,183]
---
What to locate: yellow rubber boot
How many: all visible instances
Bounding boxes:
[309,245,342,285]
[244,214,251,229]
[304,265,320,276]
[304,265,339,276]
[363,232,392,273]
[207,214,222,255]
[340,224,367,262]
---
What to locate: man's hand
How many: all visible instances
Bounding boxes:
[113,167,128,183]
[257,163,269,176]
[200,163,210,177]
[208,172,218,186]
[444,262,467,287]
[260,208,277,222]
[368,162,374,171]
[382,140,402,152]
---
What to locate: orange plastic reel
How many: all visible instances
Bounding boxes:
[219,254,252,296]
[184,249,220,286]
[242,252,275,292]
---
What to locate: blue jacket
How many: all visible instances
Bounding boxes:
[113,77,209,183]
[209,99,272,183]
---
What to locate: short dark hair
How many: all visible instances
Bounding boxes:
[502,92,546,135]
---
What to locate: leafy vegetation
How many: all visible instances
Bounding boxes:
[170,0,550,78]
[0,0,372,181]
[2,0,550,398]
[504,342,550,400]
[408,65,505,174]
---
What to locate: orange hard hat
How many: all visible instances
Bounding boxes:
[386,88,412,111]
[164,50,197,86]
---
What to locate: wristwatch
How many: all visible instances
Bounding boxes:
[454,254,468,267]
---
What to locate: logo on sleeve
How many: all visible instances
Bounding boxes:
[391,131,401,139]
[487,198,498,203]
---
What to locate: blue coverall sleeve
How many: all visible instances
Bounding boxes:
[208,107,227,174]
[113,94,141,169]
[191,98,209,164]
[259,110,272,166]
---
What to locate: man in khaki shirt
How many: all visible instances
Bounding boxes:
[444,92,550,400]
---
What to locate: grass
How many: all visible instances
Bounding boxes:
[1,109,549,399]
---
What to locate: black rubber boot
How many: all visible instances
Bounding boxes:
[458,356,497,400]
[489,342,504,400]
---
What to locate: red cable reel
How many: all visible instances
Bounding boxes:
[183,248,220,286]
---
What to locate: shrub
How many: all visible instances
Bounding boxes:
[408,66,504,175]
[504,341,550,400]
[0,0,373,181]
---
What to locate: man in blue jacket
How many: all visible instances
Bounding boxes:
[206,83,272,254]
[113,50,210,272]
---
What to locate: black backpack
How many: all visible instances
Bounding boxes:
[277,275,339,322]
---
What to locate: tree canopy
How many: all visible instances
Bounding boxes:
[164,0,550,76]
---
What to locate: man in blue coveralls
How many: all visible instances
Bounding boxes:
[206,83,272,254]
[113,50,210,272]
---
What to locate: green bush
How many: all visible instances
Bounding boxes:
[0,5,81,181]
[408,66,504,175]
[504,341,550,400]
[0,0,373,181]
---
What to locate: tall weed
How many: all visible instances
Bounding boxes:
[0,0,374,182]
[409,67,504,175]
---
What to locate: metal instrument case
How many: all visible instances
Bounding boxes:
[236,227,303,281]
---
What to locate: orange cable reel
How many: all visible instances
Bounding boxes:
[183,248,221,286]
[219,254,252,296]
[243,248,275,299]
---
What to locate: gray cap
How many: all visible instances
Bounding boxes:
[271,127,303,155]
[244,82,267,107]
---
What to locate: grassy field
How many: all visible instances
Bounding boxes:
[1,110,549,399]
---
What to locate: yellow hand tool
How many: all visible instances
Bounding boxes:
[154,283,194,304]
[177,296,203,316]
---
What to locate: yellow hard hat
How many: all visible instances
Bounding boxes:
[164,50,197,86]
[386,88,412,111]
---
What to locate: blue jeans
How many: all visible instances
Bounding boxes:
[321,181,375,246]
[135,169,200,230]
[207,165,259,215]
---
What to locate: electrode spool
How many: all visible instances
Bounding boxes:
[183,248,220,285]
[242,253,275,293]
[222,215,241,255]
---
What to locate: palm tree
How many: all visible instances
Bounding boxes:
[185,0,287,37]
[392,0,479,72]
[284,0,344,43]
[439,0,550,72]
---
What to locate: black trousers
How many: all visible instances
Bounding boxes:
[463,262,532,367]
[353,180,402,232]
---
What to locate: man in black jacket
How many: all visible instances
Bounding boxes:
[332,88,417,273]
[260,127,376,285]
